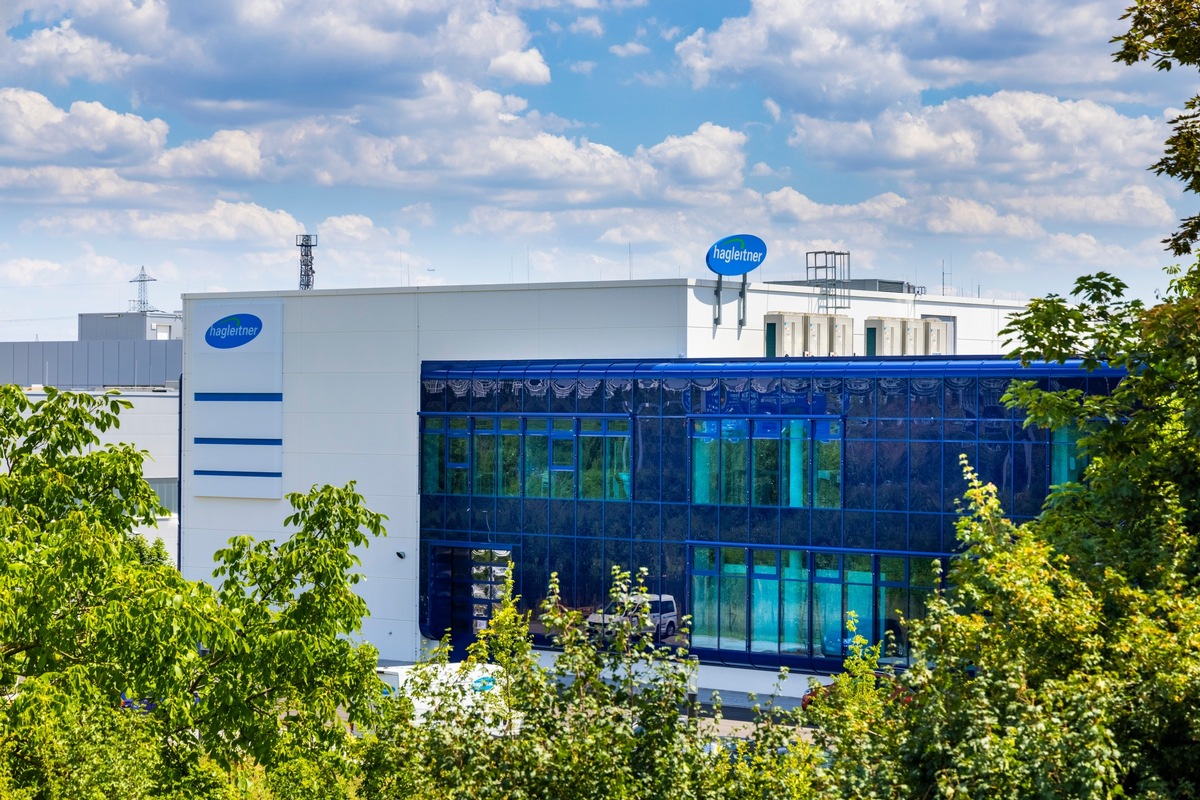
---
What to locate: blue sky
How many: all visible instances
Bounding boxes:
[0,0,1194,340]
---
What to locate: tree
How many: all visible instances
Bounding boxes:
[358,566,824,800]
[1000,264,1200,796]
[1114,0,1200,255]
[0,386,386,795]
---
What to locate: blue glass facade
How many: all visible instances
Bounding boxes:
[418,357,1120,671]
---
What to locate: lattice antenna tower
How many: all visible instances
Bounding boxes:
[297,234,318,290]
[806,251,851,314]
[130,266,159,312]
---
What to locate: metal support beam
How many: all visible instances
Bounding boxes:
[713,275,723,325]
[738,274,748,328]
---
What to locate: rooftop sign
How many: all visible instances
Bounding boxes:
[706,234,767,276]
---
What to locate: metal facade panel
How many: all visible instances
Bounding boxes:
[102,341,119,385]
[53,342,73,387]
[72,342,89,386]
[148,340,167,385]
[87,342,104,387]
[117,340,136,385]
[163,339,182,382]
[0,342,14,386]
[25,343,44,386]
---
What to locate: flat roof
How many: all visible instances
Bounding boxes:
[422,355,1123,380]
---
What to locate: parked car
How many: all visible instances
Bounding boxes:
[586,593,678,640]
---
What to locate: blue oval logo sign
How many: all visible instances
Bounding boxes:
[205,314,263,349]
[706,234,767,276]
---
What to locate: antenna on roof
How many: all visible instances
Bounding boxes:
[297,234,317,290]
[130,266,159,312]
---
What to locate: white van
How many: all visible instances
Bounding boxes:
[586,593,678,640]
[377,662,517,733]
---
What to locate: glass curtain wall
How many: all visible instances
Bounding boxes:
[418,358,1119,670]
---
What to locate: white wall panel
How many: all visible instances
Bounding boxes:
[183,279,1025,665]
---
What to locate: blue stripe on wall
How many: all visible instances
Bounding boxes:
[194,437,283,446]
[194,469,283,478]
[194,392,283,402]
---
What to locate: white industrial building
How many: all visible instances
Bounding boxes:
[179,277,1026,674]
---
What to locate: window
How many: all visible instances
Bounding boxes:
[691,417,840,509]
[498,418,521,497]
[551,420,576,498]
[1051,425,1084,484]
[146,478,179,516]
[421,417,445,494]
[447,418,470,495]
[580,418,631,500]
[524,419,549,498]
[686,546,941,664]
[472,417,497,496]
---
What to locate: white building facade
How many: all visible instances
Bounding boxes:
[181,279,1026,665]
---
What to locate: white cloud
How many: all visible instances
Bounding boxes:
[488,49,552,84]
[766,187,907,222]
[5,19,142,85]
[1038,232,1131,263]
[570,60,597,75]
[455,207,557,236]
[789,91,1165,191]
[1005,185,1176,228]
[609,41,649,57]
[674,0,1144,117]
[0,257,63,286]
[315,214,411,252]
[0,165,160,203]
[128,200,300,242]
[763,98,781,123]
[925,197,1042,237]
[0,89,167,165]
[152,129,264,179]
[643,123,746,189]
[569,16,604,36]
[401,202,436,228]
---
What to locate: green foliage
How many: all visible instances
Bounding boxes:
[1,687,165,800]
[358,566,821,800]
[998,262,1200,797]
[0,385,386,796]
[1114,0,1200,254]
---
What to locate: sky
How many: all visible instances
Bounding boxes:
[0,0,1196,341]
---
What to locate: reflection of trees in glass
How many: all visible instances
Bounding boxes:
[473,431,496,496]
[421,431,443,493]
[524,431,548,498]
[606,420,631,500]
[691,574,718,649]
[448,434,469,495]
[752,434,779,505]
[580,435,604,499]
[691,421,719,504]
[721,421,748,505]
[814,421,842,508]
[498,430,520,497]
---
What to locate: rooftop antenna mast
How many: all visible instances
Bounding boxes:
[296,234,318,290]
[130,266,159,312]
